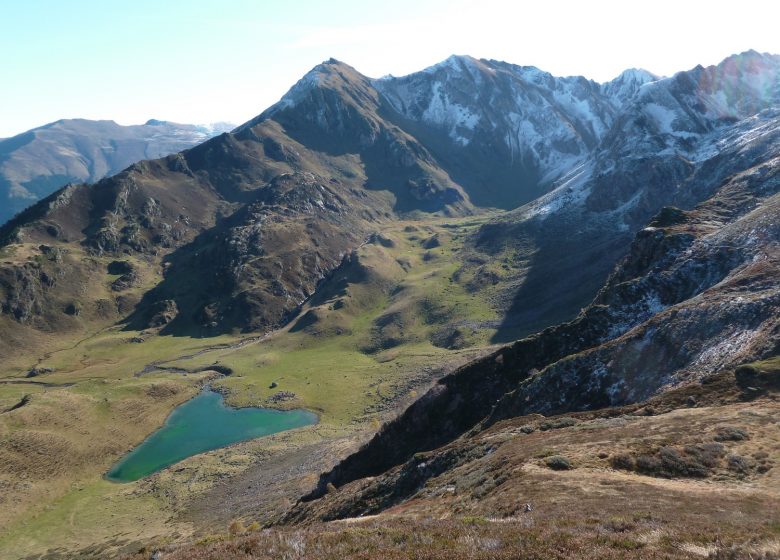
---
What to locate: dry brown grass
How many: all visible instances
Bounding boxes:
[0,378,197,530]
[123,515,780,560]
[120,376,780,560]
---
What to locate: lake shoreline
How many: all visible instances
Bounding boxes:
[105,388,319,483]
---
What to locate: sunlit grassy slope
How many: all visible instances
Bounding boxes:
[0,212,508,558]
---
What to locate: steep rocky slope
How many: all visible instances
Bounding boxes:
[294,146,779,507]
[468,50,780,340]
[128,359,780,560]
[374,55,656,208]
[0,119,232,225]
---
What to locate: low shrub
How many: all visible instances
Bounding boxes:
[727,454,754,475]
[613,444,726,478]
[635,444,725,478]
[603,518,637,533]
[610,453,636,471]
[545,455,573,470]
[539,417,577,431]
[714,426,749,442]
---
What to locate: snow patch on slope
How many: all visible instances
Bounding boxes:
[554,89,608,138]
[643,103,678,133]
[693,330,755,370]
[273,64,329,111]
[421,82,481,145]
[521,162,593,219]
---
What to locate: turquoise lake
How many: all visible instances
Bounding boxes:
[106,389,318,482]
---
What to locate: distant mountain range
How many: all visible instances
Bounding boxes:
[0,119,234,225]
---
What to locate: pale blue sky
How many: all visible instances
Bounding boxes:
[1,0,778,137]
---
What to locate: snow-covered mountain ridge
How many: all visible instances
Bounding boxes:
[263,50,777,210]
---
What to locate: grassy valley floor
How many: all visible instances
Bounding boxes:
[0,213,508,559]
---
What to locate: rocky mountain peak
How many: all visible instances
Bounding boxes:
[235,59,385,146]
[587,51,779,177]
[371,56,620,206]
[602,67,659,106]
[418,54,494,79]
[719,48,779,70]
[262,58,375,115]
[685,49,780,120]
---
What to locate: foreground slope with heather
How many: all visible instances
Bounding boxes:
[129,358,780,560]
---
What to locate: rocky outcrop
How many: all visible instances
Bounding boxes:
[144,300,179,328]
[126,172,379,335]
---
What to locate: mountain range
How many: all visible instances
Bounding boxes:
[0,118,234,225]
[3,50,777,348]
[0,49,778,559]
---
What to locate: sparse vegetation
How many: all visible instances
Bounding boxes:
[631,444,726,478]
[228,519,246,536]
[539,417,578,431]
[120,514,780,560]
[714,426,749,442]
[545,455,573,470]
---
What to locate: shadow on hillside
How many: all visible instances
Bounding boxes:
[488,218,631,344]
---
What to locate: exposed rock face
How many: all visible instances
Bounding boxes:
[297,151,780,505]
[107,260,134,275]
[468,52,780,340]
[373,55,656,208]
[107,260,138,291]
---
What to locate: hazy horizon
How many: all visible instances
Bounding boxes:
[2,0,778,137]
